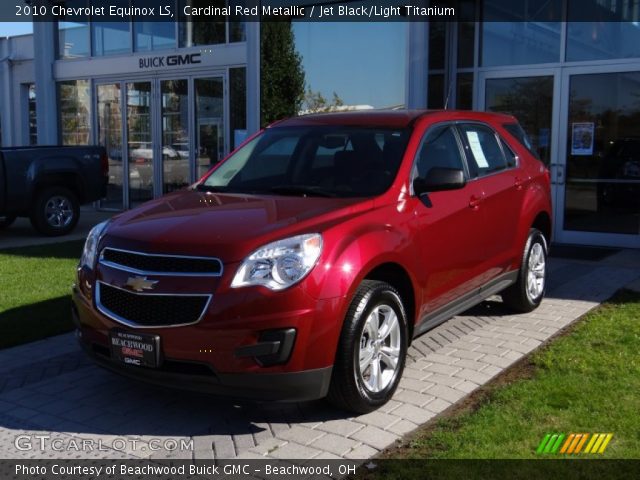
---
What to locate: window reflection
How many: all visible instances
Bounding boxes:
[179,0,226,46]
[567,0,640,61]
[134,21,176,51]
[485,76,553,165]
[564,72,640,235]
[97,84,123,209]
[481,0,562,66]
[289,20,407,117]
[58,80,91,145]
[93,22,131,56]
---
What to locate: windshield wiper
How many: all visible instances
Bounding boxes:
[268,185,336,198]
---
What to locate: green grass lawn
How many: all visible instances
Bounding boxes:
[376,290,640,466]
[0,240,84,349]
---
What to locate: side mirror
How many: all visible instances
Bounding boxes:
[413,167,466,195]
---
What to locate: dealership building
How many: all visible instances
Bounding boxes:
[0,0,639,248]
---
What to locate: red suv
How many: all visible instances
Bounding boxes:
[73,111,552,413]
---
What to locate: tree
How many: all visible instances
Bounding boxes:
[260,21,305,127]
[302,88,345,114]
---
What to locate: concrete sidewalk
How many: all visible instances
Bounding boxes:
[0,251,638,460]
[0,209,115,250]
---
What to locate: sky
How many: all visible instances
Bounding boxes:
[0,22,33,37]
[292,22,407,109]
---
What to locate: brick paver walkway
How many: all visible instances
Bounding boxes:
[0,252,638,460]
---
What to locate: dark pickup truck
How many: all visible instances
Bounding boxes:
[0,146,108,236]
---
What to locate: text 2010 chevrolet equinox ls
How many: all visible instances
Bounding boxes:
[73,111,552,413]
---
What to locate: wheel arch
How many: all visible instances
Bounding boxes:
[361,262,417,343]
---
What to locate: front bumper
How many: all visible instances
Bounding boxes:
[72,273,344,401]
[77,334,332,401]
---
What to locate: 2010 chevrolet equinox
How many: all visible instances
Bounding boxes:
[73,110,552,413]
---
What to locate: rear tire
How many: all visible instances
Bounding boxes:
[0,215,17,230]
[30,187,80,236]
[502,228,548,313]
[328,280,408,414]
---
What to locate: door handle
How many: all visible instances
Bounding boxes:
[469,195,483,209]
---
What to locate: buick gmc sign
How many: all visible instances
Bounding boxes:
[139,53,202,69]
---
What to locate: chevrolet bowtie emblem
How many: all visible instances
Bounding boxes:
[125,276,158,292]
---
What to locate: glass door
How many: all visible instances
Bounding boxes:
[195,77,225,179]
[126,81,154,207]
[96,83,124,210]
[161,79,190,194]
[555,67,640,248]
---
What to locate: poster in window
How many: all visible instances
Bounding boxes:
[571,122,594,156]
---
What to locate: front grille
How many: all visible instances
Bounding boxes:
[100,248,223,276]
[97,282,210,327]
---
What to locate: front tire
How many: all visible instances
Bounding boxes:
[502,228,548,313]
[30,187,80,236]
[328,280,408,414]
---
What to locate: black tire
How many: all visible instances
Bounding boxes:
[328,280,408,414]
[30,187,80,236]
[0,215,17,229]
[502,228,548,313]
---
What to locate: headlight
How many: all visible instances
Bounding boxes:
[79,220,109,270]
[231,234,323,291]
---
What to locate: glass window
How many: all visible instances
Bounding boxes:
[567,0,640,61]
[92,21,131,56]
[266,19,406,125]
[458,124,507,177]
[230,67,247,150]
[179,0,226,46]
[58,80,91,145]
[457,0,476,68]
[134,21,176,51]
[429,22,446,70]
[414,126,465,180]
[428,74,444,109]
[500,139,517,168]
[481,0,562,66]
[57,0,89,59]
[456,73,474,110]
[27,84,37,145]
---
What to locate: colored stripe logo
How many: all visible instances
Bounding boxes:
[536,433,613,454]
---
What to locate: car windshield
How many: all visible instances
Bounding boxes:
[199,125,411,198]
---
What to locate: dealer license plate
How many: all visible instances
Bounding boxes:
[109,330,160,368]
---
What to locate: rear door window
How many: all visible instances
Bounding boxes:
[458,124,508,178]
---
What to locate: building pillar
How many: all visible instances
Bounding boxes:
[406,21,429,109]
[0,38,15,146]
[33,20,58,145]
[246,13,261,134]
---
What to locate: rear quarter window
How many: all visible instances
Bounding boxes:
[504,123,539,160]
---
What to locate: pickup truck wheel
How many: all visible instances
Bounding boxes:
[328,280,408,414]
[0,215,17,229]
[30,187,80,236]
[502,228,548,313]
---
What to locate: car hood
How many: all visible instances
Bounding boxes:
[102,190,373,262]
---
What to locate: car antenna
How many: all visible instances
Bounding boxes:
[444,79,454,110]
